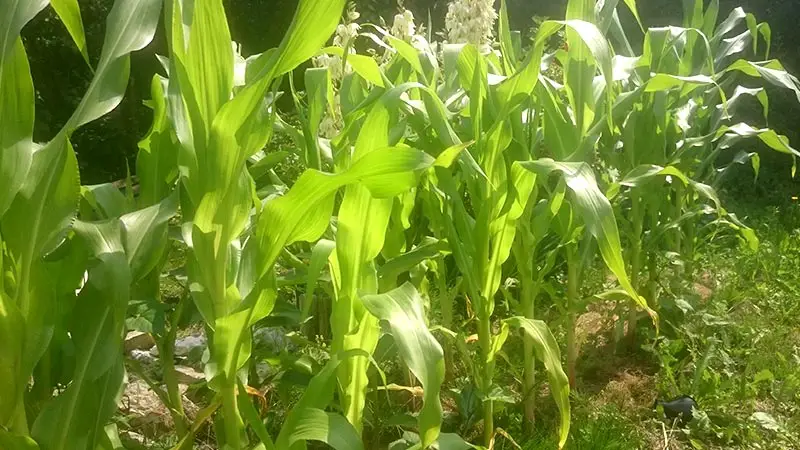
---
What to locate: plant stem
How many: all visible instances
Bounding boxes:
[514,227,540,429]
[673,184,685,261]
[162,297,188,437]
[9,394,28,435]
[478,310,494,446]
[521,277,539,428]
[436,261,454,378]
[222,380,242,449]
[627,192,644,344]
[566,246,579,388]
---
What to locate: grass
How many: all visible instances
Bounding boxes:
[465,196,800,449]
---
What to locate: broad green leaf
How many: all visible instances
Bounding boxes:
[200,0,346,167]
[0,431,39,450]
[253,147,434,276]
[505,317,570,449]
[622,0,644,31]
[715,123,800,158]
[303,67,332,169]
[0,292,24,426]
[67,0,162,130]
[378,238,449,287]
[81,183,130,220]
[498,0,517,75]
[188,0,233,129]
[137,75,178,206]
[3,138,80,289]
[362,283,445,447]
[248,150,289,181]
[275,350,368,448]
[50,0,90,66]
[620,165,690,188]
[722,59,800,103]
[282,409,364,450]
[385,35,425,79]
[120,193,179,280]
[496,20,612,121]
[32,221,130,450]
[332,87,399,429]
[211,309,254,382]
[0,0,49,61]
[319,46,384,87]
[483,162,537,300]
[302,239,336,320]
[0,39,34,217]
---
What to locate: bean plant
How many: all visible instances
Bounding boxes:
[1,0,798,449]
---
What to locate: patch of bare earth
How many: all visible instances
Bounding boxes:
[120,377,204,448]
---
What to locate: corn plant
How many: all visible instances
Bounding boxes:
[591,0,800,339]
[0,1,164,448]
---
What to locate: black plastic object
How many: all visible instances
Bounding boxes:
[653,395,698,425]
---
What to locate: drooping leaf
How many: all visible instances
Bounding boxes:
[504,317,570,449]
[362,283,445,447]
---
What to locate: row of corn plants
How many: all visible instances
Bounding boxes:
[1,0,799,448]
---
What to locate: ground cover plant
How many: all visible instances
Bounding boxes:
[1,0,798,449]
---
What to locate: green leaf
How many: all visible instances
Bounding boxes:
[120,193,179,280]
[0,0,49,61]
[498,0,517,75]
[282,409,364,450]
[194,0,347,173]
[237,379,277,450]
[385,35,426,79]
[378,238,449,287]
[50,0,90,66]
[67,0,162,130]
[362,283,446,447]
[275,350,368,448]
[32,221,131,450]
[0,431,39,450]
[253,146,434,274]
[620,165,690,188]
[303,67,332,169]
[722,59,800,103]
[137,75,179,206]
[0,292,24,426]
[302,239,336,320]
[0,39,34,217]
[504,317,570,449]
[319,47,384,87]
[715,123,800,159]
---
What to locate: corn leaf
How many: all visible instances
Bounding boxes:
[0,432,38,450]
[67,0,162,130]
[0,39,34,217]
[0,291,24,427]
[49,0,90,66]
[0,0,49,61]
[32,221,130,450]
[362,283,446,447]
[137,75,179,207]
[505,317,570,449]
